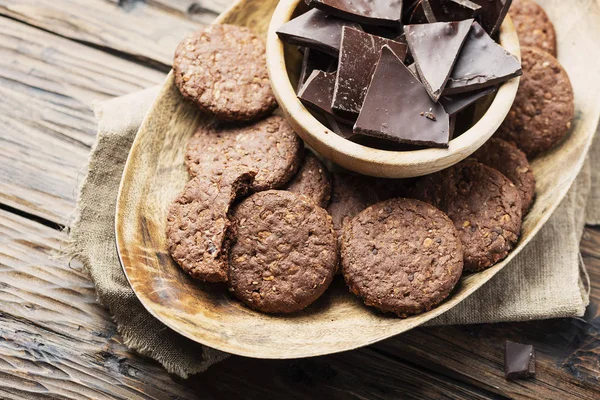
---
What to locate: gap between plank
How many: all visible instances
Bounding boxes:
[369,346,513,400]
[0,12,172,73]
[0,202,65,231]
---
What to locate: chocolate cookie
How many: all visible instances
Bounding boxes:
[186,116,303,191]
[285,150,332,208]
[228,191,338,314]
[167,169,255,283]
[326,172,380,237]
[412,161,522,272]
[497,46,574,158]
[510,0,557,56]
[173,24,277,122]
[472,138,536,215]
[341,198,463,317]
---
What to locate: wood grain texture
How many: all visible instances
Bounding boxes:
[115,0,600,358]
[0,16,164,225]
[0,202,598,398]
[0,0,203,68]
[268,0,521,178]
[148,0,231,16]
[0,0,598,398]
[0,209,208,400]
[200,230,600,399]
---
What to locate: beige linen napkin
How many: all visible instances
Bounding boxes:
[69,87,597,378]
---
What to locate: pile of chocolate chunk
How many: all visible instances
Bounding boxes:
[277,0,521,149]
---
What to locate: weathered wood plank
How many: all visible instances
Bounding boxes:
[0,0,224,68]
[0,1,598,398]
[0,209,208,400]
[196,226,600,399]
[0,16,164,225]
[146,0,231,17]
[198,348,501,400]
[1,207,598,398]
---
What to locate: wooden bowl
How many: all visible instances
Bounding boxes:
[115,0,600,358]
[266,0,521,178]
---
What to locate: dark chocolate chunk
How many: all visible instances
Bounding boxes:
[472,0,512,35]
[306,0,403,27]
[297,48,337,91]
[407,62,420,80]
[439,86,497,116]
[441,86,496,138]
[444,22,522,95]
[436,0,481,20]
[504,342,536,380]
[409,0,440,23]
[333,27,408,116]
[405,19,473,100]
[403,0,422,23]
[298,70,337,116]
[326,115,357,139]
[409,0,481,23]
[361,25,404,39]
[298,70,355,124]
[276,9,362,56]
[354,46,450,147]
[449,115,457,138]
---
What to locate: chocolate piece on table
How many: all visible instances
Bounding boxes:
[405,19,473,101]
[333,27,407,117]
[354,46,450,148]
[443,22,522,95]
[297,48,337,91]
[439,86,497,116]
[276,9,362,56]
[472,0,512,35]
[306,0,403,27]
[504,342,536,380]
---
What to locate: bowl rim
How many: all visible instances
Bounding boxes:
[266,0,521,178]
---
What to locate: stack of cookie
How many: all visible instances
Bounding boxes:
[170,24,339,314]
[499,0,574,158]
[166,0,573,317]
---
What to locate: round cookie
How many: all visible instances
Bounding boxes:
[285,150,332,208]
[228,190,338,314]
[412,161,523,272]
[497,46,574,158]
[186,116,303,192]
[341,198,464,317]
[510,0,557,56]
[167,169,255,283]
[471,138,536,215]
[326,172,380,238]
[173,24,277,121]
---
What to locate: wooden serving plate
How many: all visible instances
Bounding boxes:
[115,0,600,358]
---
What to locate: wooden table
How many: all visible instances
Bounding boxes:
[0,1,598,398]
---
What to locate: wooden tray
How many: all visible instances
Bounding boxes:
[115,0,600,358]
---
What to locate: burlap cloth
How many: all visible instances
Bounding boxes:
[69,86,598,378]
